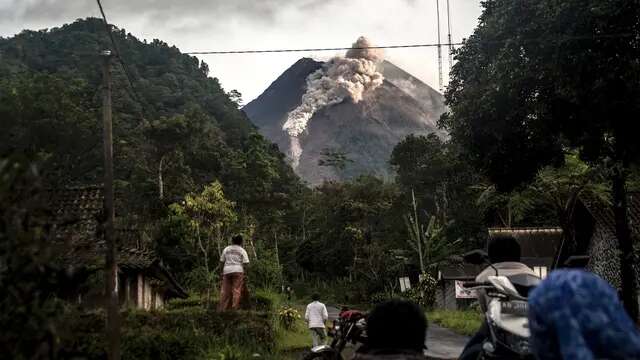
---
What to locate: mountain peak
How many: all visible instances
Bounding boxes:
[244,58,446,185]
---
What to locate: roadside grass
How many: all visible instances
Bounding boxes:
[276,305,311,359]
[428,309,483,336]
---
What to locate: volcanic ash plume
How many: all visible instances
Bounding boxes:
[282,36,385,169]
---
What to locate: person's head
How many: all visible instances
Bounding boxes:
[487,234,521,263]
[311,293,320,302]
[366,299,427,353]
[528,270,640,359]
[231,234,243,246]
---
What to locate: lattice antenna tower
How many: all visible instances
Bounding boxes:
[436,0,443,93]
[446,0,454,73]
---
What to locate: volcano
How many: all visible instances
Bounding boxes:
[243,57,446,185]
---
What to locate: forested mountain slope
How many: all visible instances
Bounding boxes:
[0,18,303,225]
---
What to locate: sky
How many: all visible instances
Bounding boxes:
[0,0,483,103]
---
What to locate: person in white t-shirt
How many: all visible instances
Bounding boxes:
[305,294,329,348]
[217,234,250,311]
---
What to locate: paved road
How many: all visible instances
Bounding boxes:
[326,306,468,360]
[425,324,468,360]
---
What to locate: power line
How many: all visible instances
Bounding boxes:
[185,42,464,55]
[184,32,635,56]
[96,0,145,119]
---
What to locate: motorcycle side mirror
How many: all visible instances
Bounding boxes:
[462,250,490,265]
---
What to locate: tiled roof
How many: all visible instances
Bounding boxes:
[439,264,483,280]
[488,227,563,259]
[44,186,187,297]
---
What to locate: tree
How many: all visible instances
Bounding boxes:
[405,190,460,274]
[390,134,485,247]
[182,181,237,301]
[0,157,63,357]
[442,0,640,319]
[318,148,354,171]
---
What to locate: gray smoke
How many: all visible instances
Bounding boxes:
[282,36,384,168]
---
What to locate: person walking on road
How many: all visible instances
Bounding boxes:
[218,234,250,311]
[305,294,329,348]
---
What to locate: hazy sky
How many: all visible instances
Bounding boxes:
[0,0,483,103]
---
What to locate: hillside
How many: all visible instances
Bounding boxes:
[243,58,446,185]
[0,18,302,223]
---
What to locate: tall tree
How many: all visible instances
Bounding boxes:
[442,0,640,319]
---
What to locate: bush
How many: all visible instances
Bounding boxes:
[251,289,281,312]
[59,307,277,360]
[277,306,301,330]
[401,273,438,309]
[248,249,282,290]
[183,266,219,295]
[165,296,206,310]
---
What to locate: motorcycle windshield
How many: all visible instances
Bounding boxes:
[507,273,541,297]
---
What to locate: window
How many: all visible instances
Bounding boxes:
[399,277,411,292]
[533,266,548,279]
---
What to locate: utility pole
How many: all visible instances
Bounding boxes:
[101,49,120,360]
[436,0,444,93]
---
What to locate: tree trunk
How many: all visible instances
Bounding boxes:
[158,154,165,200]
[612,168,639,321]
[196,224,211,304]
[412,189,425,274]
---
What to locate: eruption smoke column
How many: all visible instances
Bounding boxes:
[283,36,385,169]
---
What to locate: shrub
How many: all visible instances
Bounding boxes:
[277,306,301,330]
[165,295,205,310]
[248,249,282,290]
[59,307,277,359]
[369,292,389,305]
[401,273,437,309]
[251,289,280,312]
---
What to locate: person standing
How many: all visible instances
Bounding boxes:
[218,235,250,311]
[305,294,329,348]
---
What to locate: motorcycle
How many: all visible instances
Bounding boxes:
[304,309,367,360]
[462,250,541,359]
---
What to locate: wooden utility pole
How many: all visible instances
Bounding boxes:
[101,49,121,360]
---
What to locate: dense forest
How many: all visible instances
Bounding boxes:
[0,18,487,299]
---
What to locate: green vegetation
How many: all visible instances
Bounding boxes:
[442,0,640,318]
[60,305,276,360]
[277,315,311,355]
[428,309,483,337]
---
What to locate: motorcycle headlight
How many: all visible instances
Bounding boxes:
[493,326,531,355]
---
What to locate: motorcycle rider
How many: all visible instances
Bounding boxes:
[459,234,537,360]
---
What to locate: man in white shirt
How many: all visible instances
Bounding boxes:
[305,294,329,348]
[218,234,250,311]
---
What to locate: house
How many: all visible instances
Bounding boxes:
[46,185,187,310]
[435,264,482,310]
[435,227,563,310]
[488,227,563,279]
[557,192,640,291]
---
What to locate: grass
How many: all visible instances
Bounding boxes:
[276,315,311,360]
[428,309,483,336]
